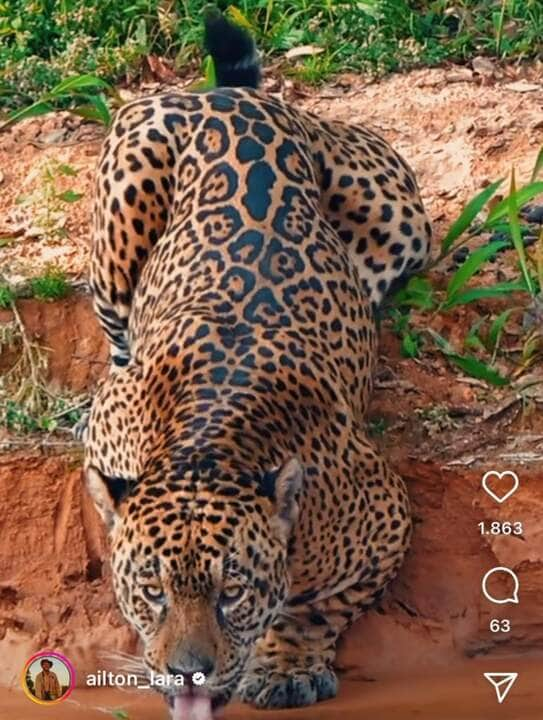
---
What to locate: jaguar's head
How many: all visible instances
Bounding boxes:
[85,450,303,714]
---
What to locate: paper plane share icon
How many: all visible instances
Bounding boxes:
[484,673,518,704]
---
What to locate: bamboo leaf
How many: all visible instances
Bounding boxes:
[71,94,111,126]
[393,275,435,310]
[487,308,513,353]
[530,145,543,183]
[427,330,510,386]
[465,317,486,352]
[446,239,508,302]
[1,101,54,129]
[443,280,526,309]
[48,74,111,97]
[508,168,535,295]
[441,180,503,253]
[447,354,510,386]
[486,180,543,226]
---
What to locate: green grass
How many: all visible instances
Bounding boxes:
[0,284,15,309]
[387,150,543,389]
[1,1,542,109]
[0,268,72,306]
[30,267,71,301]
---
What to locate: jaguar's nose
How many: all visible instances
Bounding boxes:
[167,654,215,679]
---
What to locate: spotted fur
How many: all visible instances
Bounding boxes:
[88,89,431,368]
[83,86,413,711]
[82,15,426,706]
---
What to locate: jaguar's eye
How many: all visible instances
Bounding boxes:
[219,584,244,606]
[142,585,166,604]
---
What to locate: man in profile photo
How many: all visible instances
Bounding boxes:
[34,659,61,701]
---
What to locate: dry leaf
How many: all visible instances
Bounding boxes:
[445,68,474,84]
[285,45,324,60]
[504,80,541,94]
[144,55,178,83]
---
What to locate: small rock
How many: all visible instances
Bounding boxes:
[22,120,43,138]
[40,117,59,134]
[504,80,541,93]
[40,129,67,145]
[445,68,474,84]
[452,247,470,265]
[526,206,543,224]
[489,231,509,244]
[472,56,496,77]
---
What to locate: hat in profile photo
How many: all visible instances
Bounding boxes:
[22,651,75,706]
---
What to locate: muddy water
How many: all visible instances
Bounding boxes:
[2,658,541,720]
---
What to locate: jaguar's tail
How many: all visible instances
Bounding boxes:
[203,7,261,89]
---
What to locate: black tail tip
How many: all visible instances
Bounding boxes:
[203,5,261,89]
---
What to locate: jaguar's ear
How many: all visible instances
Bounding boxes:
[85,466,136,530]
[261,458,304,539]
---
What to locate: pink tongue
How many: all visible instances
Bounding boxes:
[172,695,213,720]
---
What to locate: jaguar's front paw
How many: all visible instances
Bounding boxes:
[237,664,337,709]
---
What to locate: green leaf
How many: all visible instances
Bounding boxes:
[109,711,129,720]
[401,332,419,358]
[449,354,510,386]
[443,280,526,308]
[428,329,454,353]
[57,163,78,176]
[225,5,256,32]
[0,283,15,309]
[393,275,435,310]
[1,101,54,129]
[487,308,513,353]
[47,74,111,97]
[38,416,58,432]
[203,54,217,88]
[441,180,503,253]
[530,146,543,183]
[71,94,111,126]
[486,181,543,226]
[464,317,486,351]
[508,169,535,295]
[446,239,508,303]
[427,330,509,386]
[134,17,147,50]
[58,190,83,203]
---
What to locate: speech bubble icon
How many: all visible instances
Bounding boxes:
[482,471,519,504]
[482,567,520,605]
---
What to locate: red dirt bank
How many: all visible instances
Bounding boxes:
[1,296,543,716]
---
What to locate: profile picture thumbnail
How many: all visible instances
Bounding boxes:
[22,651,75,705]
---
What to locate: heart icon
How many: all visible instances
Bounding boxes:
[482,471,519,504]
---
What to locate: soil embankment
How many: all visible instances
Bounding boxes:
[1,296,542,717]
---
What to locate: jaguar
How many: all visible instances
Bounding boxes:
[83,10,430,718]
